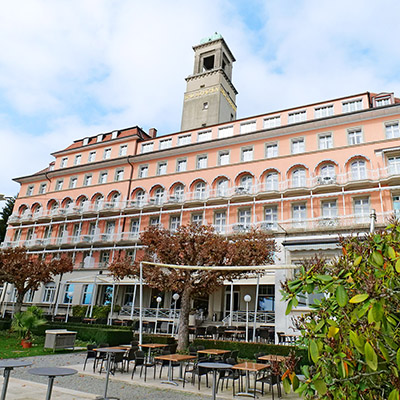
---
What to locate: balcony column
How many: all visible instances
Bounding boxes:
[227,200,231,231]
[252,197,256,225]
[341,187,346,220]
[378,182,384,215]
[310,190,314,221]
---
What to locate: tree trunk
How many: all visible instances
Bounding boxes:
[177,286,192,352]
[15,291,25,315]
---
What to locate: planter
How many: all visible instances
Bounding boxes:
[21,339,32,348]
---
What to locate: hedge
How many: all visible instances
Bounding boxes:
[133,333,176,345]
[0,319,11,331]
[193,339,309,369]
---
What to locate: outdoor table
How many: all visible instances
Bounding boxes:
[231,362,269,398]
[0,360,32,400]
[82,318,97,324]
[258,354,287,363]
[140,343,168,362]
[224,330,245,340]
[154,354,196,386]
[28,367,77,400]
[198,362,232,400]
[93,347,127,399]
[197,349,230,360]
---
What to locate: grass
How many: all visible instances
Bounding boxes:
[0,331,87,359]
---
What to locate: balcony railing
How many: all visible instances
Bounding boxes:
[222,311,275,325]
[119,306,180,320]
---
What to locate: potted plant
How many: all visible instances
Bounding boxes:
[12,306,46,348]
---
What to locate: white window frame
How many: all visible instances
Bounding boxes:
[353,197,370,223]
[197,130,212,142]
[263,116,281,129]
[88,151,96,162]
[265,172,278,191]
[83,174,92,186]
[291,138,305,154]
[139,165,148,178]
[314,105,334,119]
[55,179,64,191]
[26,185,34,196]
[240,121,256,134]
[103,148,112,160]
[159,138,172,150]
[292,203,307,227]
[141,142,154,153]
[60,157,68,168]
[39,183,47,194]
[42,282,56,303]
[74,154,82,165]
[178,134,191,146]
[288,110,306,124]
[318,133,333,150]
[342,99,363,113]
[214,211,226,233]
[241,146,254,162]
[69,177,78,189]
[157,161,168,176]
[292,168,306,187]
[169,215,181,231]
[176,158,187,172]
[265,142,278,158]
[264,206,278,228]
[385,121,400,139]
[99,171,108,184]
[115,168,124,181]
[348,128,363,145]
[218,150,230,166]
[218,126,234,138]
[196,155,208,169]
[119,144,128,156]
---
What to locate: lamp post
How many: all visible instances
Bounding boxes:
[244,294,251,342]
[65,291,73,323]
[172,293,180,335]
[154,296,162,334]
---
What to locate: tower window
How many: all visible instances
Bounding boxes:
[203,102,209,110]
[202,55,214,71]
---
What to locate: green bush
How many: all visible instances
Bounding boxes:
[133,333,176,345]
[72,305,122,319]
[0,319,11,331]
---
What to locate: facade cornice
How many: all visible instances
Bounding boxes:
[185,68,238,95]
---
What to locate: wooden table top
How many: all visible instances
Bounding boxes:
[225,330,244,334]
[197,349,231,355]
[141,343,168,349]
[258,355,287,362]
[231,362,269,372]
[155,354,197,362]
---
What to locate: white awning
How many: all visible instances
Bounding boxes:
[66,274,139,285]
[223,274,275,285]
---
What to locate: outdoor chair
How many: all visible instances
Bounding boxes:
[83,344,96,371]
[195,326,206,338]
[230,350,239,363]
[216,357,240,395]
[206,325,217,339]
[255,365,282,399]
[131,350,156,382]
[159,322,168,333]
[94,343,109,372]
[259,328,273,343]
[188,345,197,356]
[217,326,226,340]
[277,332,286,345]
[157,349,180,379]
[254,352,266,363]
[168,343,178,354]
[123,348,136,372]
[183,360,210,390]
[111,351,125,374]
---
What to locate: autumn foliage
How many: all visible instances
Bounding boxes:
[110,224,276,351]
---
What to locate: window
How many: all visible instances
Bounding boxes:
[130,219,140,238]
[174,185,184,201]
[351,160,367,180]
[376,97,391,107]
[321,200,338,218]
[57,225,67,244]
[139,165,148,178]
[159,138,172,150]
[55,179,64,191]
[103,148,111,160]
[43,226,52,243]
[291,138,305,154]
[72,224,81,242]
[83,174,92,186]
[150,216,160,226]
[88,151,96,162]
[60,157,68,168]
[240,121,256,134]
[99,251,110,267]
[315,105,334,118]
[93,195,104,211]
[119,144,128,156]
[265,172,278,190]
[239,175,253,192]
[238,209,251,227]
[69,177,77,189]
[111,130,119,139]
[197,155,208,169]
[110,193,120,206]
[135,190,145,207]
[13,229,22,242]
[197,130,211,142]
[154,188,165,205]
[264,206,278,229]
[241,147,254,162]
[192,214,203,225]
[176,158,187,172]
[385,122,400,139]
[99,171,108,184]
[343,99,363,113]
[292,169,306,187]
[74,154,82,165]
[319,133,333,149]
[348,128,363,145]
[141,142,154,153]
[354,197,370,223]
[265,143,278,158]
[88,222,96,237]
[81,284,94,305]
[292,203,307,227]
[170,215,181,231]
[194,182,206,200]
[42,282,56,303]
[288,110,306,124]
[319,164,336,183]
[217,179,229,196]
[263,116,281,129]
[157,161,167,175]
[97,134,103,142]
[393,195,400,217]
[203,102,209,110]
[115,168,124,181]
[218,126,233,138]
[25,228,34,244]
[39,183,47,194]
[104,221,115,240]
[214,211,226,233]
[26,185,34,196]
[62,284,74,304]
[83,137,89,146]
[218,150,230,166]
[178,134,191,146]
[25,289,35,303]
[388,156,400,174]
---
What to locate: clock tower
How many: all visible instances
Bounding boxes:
[181,33,238,131]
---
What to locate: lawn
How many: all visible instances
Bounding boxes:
[0,331,86,359]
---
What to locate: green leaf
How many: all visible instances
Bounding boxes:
[315,274,333,282]
[295,383,308,394]
[336,285,348,307]
[315,320,325,333]
[309,339,319,364]
[388,389,399,400]
[354,255,362,266]
[349,293,369,303]
[378,342,389,362]
[397,348,400,369]
[388,246,396,260]
[372,302,384,322]
[283,377,291,394]
[396,259,400,273]
[372,251,384,266]
[365,342,378,371]
[314,379,327,395]
[292,375,299,391]
[285,298,293,315]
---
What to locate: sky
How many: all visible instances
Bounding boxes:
[1,0,400,207]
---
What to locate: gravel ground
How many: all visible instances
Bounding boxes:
[11,352,211,400]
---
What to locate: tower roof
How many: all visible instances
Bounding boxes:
[199,32,223,44]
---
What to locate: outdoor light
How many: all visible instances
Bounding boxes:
[172,293,180,335]
[244,294,251,342]
[156,296,162,303]
[154,296,163,334]
[173,293,180,301]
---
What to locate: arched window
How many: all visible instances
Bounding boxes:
[77,196,88,211]
[174,185,184,201]
[110,192,120,205]
[136,190,145,206]
[94,195,104,211]
[320,164,335,177]
[195,182,206,200]
[217,179,229,197]
[292,168,306,187]
[63,199,73,211]
[50,201,59,215]
[154,188,164,205]
[265,172,278,191]
[33,204,42,216]
[351,160,366,180]
[239,175,253,192]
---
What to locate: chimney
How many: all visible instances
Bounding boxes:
[148,128,157,138]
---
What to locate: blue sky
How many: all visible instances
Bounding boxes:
[1,0,400,205]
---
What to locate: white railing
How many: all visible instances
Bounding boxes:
[119,306,180,320]
[222,311,275,325]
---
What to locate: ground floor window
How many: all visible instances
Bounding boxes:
[81,284,94,305]
[102,285,114,305]
[258,285,275,312]
[42,282,56,303]
[62,284,74,304]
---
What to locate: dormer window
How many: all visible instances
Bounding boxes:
[111,130,119,139]
[375,96,391,107]
[83,137,89,146]
[97,134,103,142]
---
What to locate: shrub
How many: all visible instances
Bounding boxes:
[133,333,176,345]
[0,319,11,331]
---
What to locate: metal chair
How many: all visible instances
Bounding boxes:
[131,350,156,382]
[216,357,240,395]
[83,345,96,371]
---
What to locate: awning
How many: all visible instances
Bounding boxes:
[223,274,275,285]
[287,243,339,252]
[66,274,139,285]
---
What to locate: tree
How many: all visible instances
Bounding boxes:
[0,247,73,314]
[0,196,16,243]
[110,224,276,351]
[281,221,400,400]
